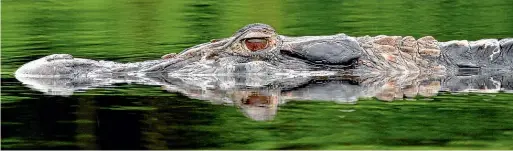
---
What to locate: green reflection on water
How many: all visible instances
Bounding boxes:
[2,0,513,150]
[2,91,513,149]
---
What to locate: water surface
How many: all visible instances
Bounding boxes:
[2,0,513,149]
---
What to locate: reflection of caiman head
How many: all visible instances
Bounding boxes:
[145,23,362,74]
[231,90,279,121]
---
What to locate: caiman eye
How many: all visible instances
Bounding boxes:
[242,95,271,106]
[243,38,269,51]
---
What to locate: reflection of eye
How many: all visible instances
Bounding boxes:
[243,38,269,51]
[242,95,271,105]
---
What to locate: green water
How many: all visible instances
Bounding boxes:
[2,0,513,149]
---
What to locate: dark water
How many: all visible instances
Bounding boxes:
[2,0,513,149]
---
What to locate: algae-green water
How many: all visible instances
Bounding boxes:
[2,0,513,149]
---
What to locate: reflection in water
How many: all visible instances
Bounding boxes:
[232,90,279,121]
[3,0,513,149]
[15,71,513,121]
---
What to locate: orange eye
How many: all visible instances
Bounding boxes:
[243,95,271,105]
[244,38,269,51]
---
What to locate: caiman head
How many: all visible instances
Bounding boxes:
[145,23,363,75]
[143,23,455,76]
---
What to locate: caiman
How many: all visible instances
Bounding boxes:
[12,23,513,120]
[15,23,513,77]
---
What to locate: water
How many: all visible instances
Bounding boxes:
[2,0,513,149]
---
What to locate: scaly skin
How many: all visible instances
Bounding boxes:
[12,23,513,121]
[354,35,513,75]
[15,23,513,77]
